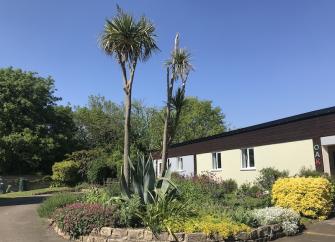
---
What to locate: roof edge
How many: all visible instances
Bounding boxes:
[170,106,335,148]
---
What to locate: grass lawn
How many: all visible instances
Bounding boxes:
[0,187,72,199]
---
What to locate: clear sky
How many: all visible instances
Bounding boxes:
[1,0,334,129]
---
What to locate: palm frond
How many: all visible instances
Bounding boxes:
[99,7,158,64]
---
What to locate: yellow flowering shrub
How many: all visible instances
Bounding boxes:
[167,215,250,238]
[272,177,333,219]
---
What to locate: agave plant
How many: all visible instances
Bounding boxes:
[120,154,179,205]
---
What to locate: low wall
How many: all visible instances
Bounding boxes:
[52,222,287,242]
[0,175,50,192]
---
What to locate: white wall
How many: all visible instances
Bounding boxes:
[154,155,194,177]
[196,139,315,185]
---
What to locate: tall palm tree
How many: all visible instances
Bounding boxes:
[100,7,158,185]
[161,34,193,175]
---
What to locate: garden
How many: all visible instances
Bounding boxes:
[39,157,335,241]
[1,5,334,242]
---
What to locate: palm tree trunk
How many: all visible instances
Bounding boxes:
[123,87,131,185]
[121,60,136,186]
[161,68,171,176]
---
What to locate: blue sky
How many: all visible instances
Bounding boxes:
[1,0,334,128]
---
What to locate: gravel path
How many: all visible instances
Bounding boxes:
[0,196,66,242]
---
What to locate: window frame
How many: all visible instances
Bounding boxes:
[177,157,184,171]
[240,148,256,170]
[211,152,223,171]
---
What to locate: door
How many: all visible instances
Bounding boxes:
[328,145,335,176]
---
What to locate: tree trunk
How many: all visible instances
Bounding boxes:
[123,86,131,185]
[120,60,136,186]
[161,68,171,176]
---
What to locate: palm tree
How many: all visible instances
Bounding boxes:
[99,7,158,185]
[161,34,193,175]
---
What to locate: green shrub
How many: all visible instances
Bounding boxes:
[237,183,263,198]
[52,203,120,239]
[106,181,121,197]
[37,192,82,218]
[298,167,327,178]
[222,179,238,194]
[116,195,142,227]
[223,193,271,209]
[84,187,111,204]
[74,182,91,192]
[51,160,80,186]
[226,207,257,227]
[138,194,195,235]
[256,167,289,191]
[173,173,238,203]
[87,158,117,184]
[65,149,105,179]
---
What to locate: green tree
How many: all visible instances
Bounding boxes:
[0,68,78,174]
[99,7,158,185]
[173,97,227,143]
[74,95,124,150]
[149,97,227,150]
[74,96,158,154]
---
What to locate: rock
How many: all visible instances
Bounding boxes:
[236,232,250,240]
[168,232,185,241]
[143,230,154,241]
[100,227,113,237]
[110,228,128,240]
[127,229,144,240]
[185,232,206,242]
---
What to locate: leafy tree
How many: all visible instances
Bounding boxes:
[161,34,193,175]
[149,97,227,149]
[99,7,158,185]
[74,96,124,150]
[74,96,158,154]
[0,68,77,174]
[173,97,227,143]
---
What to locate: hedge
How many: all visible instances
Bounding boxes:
[272,177,333,219]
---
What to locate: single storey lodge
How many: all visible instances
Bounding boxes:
[154,106,335,184]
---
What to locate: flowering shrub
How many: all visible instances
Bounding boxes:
[168,215,250,239]
[252,207,300,235]
[52,203,120,239]
[272,177,333,219]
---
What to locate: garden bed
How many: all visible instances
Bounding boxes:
[51,222,287,242]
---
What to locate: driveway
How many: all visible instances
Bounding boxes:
[277,217,335,242]
[0,196,66,242]
[1,196,335,242]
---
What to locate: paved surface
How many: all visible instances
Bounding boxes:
[278,217,335,242]
[0,196,66,242]
[1,196,335,242]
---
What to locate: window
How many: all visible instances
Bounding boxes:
[177,157,183,170]
[212,152,222,170]
[241,148,255,169]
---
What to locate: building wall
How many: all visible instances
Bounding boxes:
[196,139,315,184]
[154,155,194,177]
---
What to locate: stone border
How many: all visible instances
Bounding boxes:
[50,220,287,242]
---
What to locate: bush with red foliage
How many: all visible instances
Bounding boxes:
[52,203,120,239]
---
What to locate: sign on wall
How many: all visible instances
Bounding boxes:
[313,138,324,172]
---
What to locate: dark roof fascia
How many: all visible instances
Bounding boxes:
[170,106,335,148]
